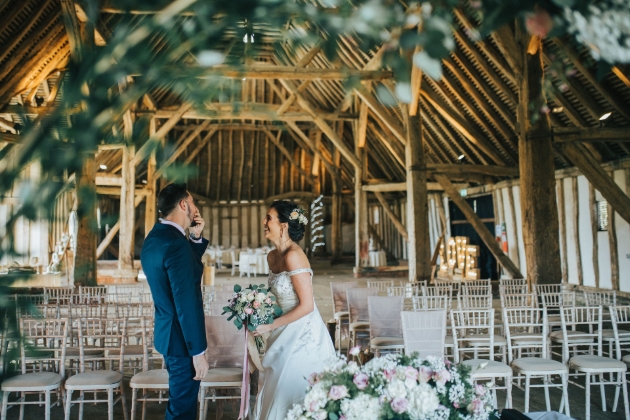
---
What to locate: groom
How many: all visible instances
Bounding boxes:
[141,183,209,419]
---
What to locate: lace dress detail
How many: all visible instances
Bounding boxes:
[255,268,334,420]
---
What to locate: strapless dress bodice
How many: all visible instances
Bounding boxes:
[268,268,313,313]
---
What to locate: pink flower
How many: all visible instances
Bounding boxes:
[253,301,261,309]
[453,402,460,409]
[390,397,409,414]
[349,346,361,356]
[328,385,348,400]
[525,9,553,38]
[467,398,485,414]
[383,369,396,381]
[265,298,272,304]
[475,384,486,397]
[404,366,418,381]
[432,369,451,386]
[307,373,319,386]
[353,373,369,390]
[340,416,347,420]
[444,359,452,367]
[418,366,433,383]
[244,307,253,315]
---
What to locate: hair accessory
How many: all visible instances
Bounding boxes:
[289,207,308,226]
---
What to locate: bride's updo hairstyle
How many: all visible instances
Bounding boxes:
[269,200,306,242]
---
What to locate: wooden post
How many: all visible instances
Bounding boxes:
[119,143,135,270]
[515,29,562,285]
[405,111,431,282]
[355,123,369,268]
[73,154,97,286]
[331,180,343,264]
[144,118,157,236]
[435,174,524,278]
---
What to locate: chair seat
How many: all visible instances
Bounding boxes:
[130,369,169,388]
[106,345,147,357]
[549,330,594,343]
[570,355,627,373]
[201,367,242,384]
[334,311,349,320]
[511,357,567,374]
[510,333,544,346]
[463,359,512,377]
[1,372,62,392]
[349,322,370,331]
[65,371,123,390]
[65,347,105,358]
[466,334,507,347]
[622,355,630,367]
[370,337,404,348]
[600,329,630,340]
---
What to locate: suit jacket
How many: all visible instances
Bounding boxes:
[140,223,209,357]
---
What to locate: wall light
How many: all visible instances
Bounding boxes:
[599,112,612,121]
[458,154,465,160]
[99,164,107,170]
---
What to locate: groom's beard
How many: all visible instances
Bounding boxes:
[188,206,197,227]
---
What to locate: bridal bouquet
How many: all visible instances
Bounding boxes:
[286,350,499,420]
[222,284,282,351]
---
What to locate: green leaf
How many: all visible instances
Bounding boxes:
[222,306,232,313]
[234,284,242,293]
[329,413,339,420]
[273,305,283,316]
[247,323,256,331]
[413,50,442,80]
[234,318,243,329]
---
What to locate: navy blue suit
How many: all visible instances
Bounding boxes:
[141,223,208,420]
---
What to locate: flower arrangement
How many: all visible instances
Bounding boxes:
[222,284,283,351]
[290,207,309,226]
[286,348,499,420]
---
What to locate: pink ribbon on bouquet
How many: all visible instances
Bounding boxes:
[238,326,250,420]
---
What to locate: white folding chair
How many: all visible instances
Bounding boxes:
[330,282,357,354]
[367,296,404,356]
[401,310,446,359]
[366,280,394,296]
[503,307,570,415]
[346,288,378,356]
[560,306,629,420]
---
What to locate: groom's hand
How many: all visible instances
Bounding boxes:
[190,211,205,238]
[192,354,209,380]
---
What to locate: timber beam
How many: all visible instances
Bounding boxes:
[435,174,524,278]
[192,65,393,81]
[549,127,630,143]
[427,163,519,177]
[374,191,408,241]
[362,182,469,192]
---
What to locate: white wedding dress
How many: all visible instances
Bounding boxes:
[254,268,335,420]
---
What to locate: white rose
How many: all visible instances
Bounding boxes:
[238,295,248,303]
[247,293,255,301]
[256,293,267,302]
[303,382,328,413]
[407,383,440,420]
[385,378,407,399]
[340,393,381,420]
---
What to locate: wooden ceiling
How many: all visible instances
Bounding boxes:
[1,0,630,203]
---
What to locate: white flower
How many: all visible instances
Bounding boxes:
[346,361,360,375]
[340,393,381,420]
[290,211,299,220]
[247,293,255,302]
[256,292,266,302]
[384,378,407,399]
[286,404,307,420]
[238,295,248,303]
[304,382,328,413]
[406,383,440,420]
[299,214,309,225]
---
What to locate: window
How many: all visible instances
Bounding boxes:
[597,200,608,231]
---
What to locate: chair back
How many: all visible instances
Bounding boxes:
[19,318,69,376]
[78,286,108,304]
[366,280,394,295]
[609,306,630,361]
[401,310,446,359]
[116,302,154,319]
[457,294,492,310]
[19,303,60,319]
[412,295,450,312]
[75,318,127,373]
[535,284,563,295]
[500,293,536,309]
[584,290,616,307]
[499,284,529,296]
[502,307,548,363]
[367,296,404,341]
[422,285,452,297]
[401,280,426,288]
[540,291,576,309]
[70,302,108,320]
[387,285,419,298]
[230,249,238,265]
[559,306,602,363]
[140,292,153,303]
[205,316,245,368]
[499,278,527,287]
[346,288,378,324]
[43,287,74,305]
[461,284,491,296]
[450,308,495,363]
[330,282,358,313]
[463,279,491,287]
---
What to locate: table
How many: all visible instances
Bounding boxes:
[368,250,387,267]
[239,252,269,276]
[203,248,233,267]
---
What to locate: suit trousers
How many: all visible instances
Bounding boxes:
[164,355,200,420]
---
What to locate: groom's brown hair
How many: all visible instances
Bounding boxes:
[157,183,189,217]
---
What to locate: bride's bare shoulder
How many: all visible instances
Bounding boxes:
[284,246,310,271]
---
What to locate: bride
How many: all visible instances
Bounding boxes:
[252,200,335,420]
